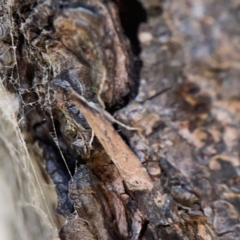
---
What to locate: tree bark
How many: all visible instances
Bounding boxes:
[1,0,240,239]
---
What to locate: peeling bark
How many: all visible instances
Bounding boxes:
[1,0,240,239]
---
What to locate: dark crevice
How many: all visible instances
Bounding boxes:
[39,140,75,217]
[139,220,150,239]
[34,111,86,217]
[105,0,147,114]
[113,0,147,55]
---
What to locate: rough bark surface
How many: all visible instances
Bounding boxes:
[1,0,240,239]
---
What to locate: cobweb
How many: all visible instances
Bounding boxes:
[0,84,61,240]
[0,1,61,239]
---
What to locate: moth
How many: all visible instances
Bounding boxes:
[51,78,153,191]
